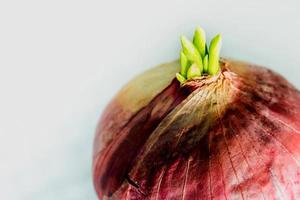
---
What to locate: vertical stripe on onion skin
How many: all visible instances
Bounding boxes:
[93,59,300,199]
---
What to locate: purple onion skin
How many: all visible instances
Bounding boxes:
[93,59,300,200]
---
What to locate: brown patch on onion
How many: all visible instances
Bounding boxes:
[93,59,300,199]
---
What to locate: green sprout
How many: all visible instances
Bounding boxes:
[176,27,222,84]
[193,27,206,58]
[176,73,186,84]
[180,50,188,77]
[203,54,209,72]
[187,63,201,79]
[208,34,222,75]
[180,36,203,73]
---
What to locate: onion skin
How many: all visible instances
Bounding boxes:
[93,59,300,199]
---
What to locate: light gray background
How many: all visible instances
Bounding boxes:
[0,0,299,199]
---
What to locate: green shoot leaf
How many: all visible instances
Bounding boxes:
[187,63,201,79]
[203,54,209,73]
[180,50,188,77]
[208,34,222,75]
[193,27,206,58]
[181,36,203,73]
[176,73,186,84]
[181,36,200,62]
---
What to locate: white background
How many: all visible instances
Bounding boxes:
[0,0,299,199]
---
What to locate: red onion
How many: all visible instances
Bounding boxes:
[93,28,300,199]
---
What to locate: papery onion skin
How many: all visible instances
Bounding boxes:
[93,59,300,200]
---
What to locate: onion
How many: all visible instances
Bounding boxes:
[93,28,300,199]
